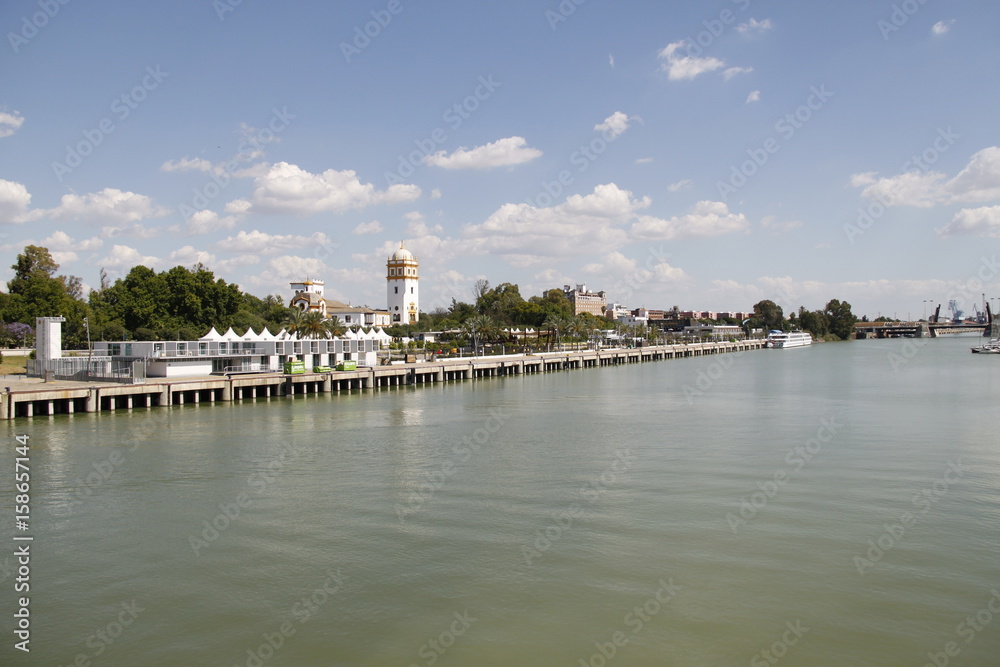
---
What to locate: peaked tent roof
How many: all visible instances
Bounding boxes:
[200,327,224,341]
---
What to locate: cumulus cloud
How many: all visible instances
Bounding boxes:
[737,18,774,34]
[160,157,214,173]
[353,220,384,235]
[746,90,762,104]
[594,112,634,139]
[0,179,38,224]
[171,209,240,235]
[724,67,754,81]
[463,183,648,264]
[630,200,749,240]
[42,230,103,252]
[215,229,336,256]
[404,211,443,237]
[423,136,542,169]
[938,205,1000,237]
[658,41,726,81]
[0,110,25,139]
[667,179,693,192]
[101,222,161,239]
[168,246,216,267]
[932,20,954,35]
[239,161,420,216]
[761,215,803,234]
[97,245,159,274]
[43,188,169,224]
[853,146,1000,207]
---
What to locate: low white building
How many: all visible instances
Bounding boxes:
[289,278,392,327]
[682,324,744,340]
[92,326,382,378]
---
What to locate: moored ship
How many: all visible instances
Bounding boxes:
[766,330,813,348]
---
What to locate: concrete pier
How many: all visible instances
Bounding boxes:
[2,341,764,420]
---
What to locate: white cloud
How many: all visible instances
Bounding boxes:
[241,161,420,216]
[160,157,214,173]
[101,222,161,239]
[737,18,774,34]
[241,257,378,301]
[43,188,169,224]
[631,200,749,240]
[168,246,216,267]
[404,211,443,237]
[761,215,803,234]
[463,183,648,264]
[97,245,159,274]
[746,90,762,104]
[932,20,954,35]
[42,230,103,252]
[583,251,640,276]
[938,206,1000,237]
[430,188,442,200]
[724,67,754,81]
[0,110,25,139]
[214,254,262,275]
[850,172,878,187]
[854,147,1000,207]
[594,112,633,139]
[171,209,239,235]
[423,136,542,169]
[635,158,654,165]
[224,199,252,215]
[0,179,38,224]
[658,41,726,81]
[667,179,693,192]
[353,220,384,235]
[215,229,336,255]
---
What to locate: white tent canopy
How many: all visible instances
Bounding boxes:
[200,327,224,341]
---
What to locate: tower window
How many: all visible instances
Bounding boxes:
[410,287,414,294]
[390,269,395,276]
[394,286,398,294]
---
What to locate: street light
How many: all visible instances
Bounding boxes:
[84,317,92,378]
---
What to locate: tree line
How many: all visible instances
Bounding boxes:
[749,299,858,341]
[0,245,858,349]
[0,246,292,349]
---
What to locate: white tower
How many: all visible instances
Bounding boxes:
[387,241,419,324]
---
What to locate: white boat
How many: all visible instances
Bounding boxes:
[971,339,1000,354]
[766,330,813,349]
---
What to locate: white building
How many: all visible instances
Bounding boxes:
[289,278,391,327]
[387,241,419,324]
[92,327,382,378]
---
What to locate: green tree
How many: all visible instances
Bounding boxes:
[283,309,306,336]
[751,299,784,331]
[824,299,857,340]
[797,307,829,338]
[2,246,91,348]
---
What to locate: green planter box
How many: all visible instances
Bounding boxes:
[335,360,357,371]
[283,360,306,374]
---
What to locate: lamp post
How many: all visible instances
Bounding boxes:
[84,317,92,378]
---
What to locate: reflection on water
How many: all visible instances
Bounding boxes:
[2,336,998,666]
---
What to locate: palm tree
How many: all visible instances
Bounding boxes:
[300,311,331,339]
[324,317,346,338]
[462,315,497,356]
[543,314,571,351]
[283,308,306,336]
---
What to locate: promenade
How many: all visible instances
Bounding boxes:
[2,340,763,420]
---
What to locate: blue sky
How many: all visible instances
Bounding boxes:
[2,0,999,320]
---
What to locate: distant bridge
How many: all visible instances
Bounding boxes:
[854,322,988,339]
